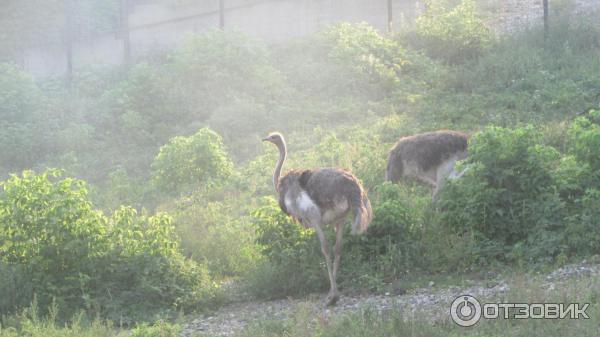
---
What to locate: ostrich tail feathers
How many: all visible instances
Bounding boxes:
[351,192,372,235]
[386,150,403,183]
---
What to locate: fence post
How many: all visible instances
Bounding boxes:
[387,0,393,33]
[543,0,549,40]
[219,0,225,29]
[64,0,73,85]
[120,0,131,65]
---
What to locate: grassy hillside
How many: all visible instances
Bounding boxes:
[1,0,600,334]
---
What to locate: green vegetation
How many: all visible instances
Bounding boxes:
[0,301,181,337]
[0,170,219,324]
[1,0,600,334]
[151,128,233,195]
[408,0,493,62]
[439,120,600,265]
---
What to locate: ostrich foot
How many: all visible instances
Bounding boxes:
[325,291,340,306]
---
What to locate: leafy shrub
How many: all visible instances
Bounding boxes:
[151,128,234,195]
[0,64,54,172]
[0,169,108,314]
[438,126,565,263]
[322,23,413,91]
[0,262,34,315]
[408,0,492,63]
[563,189,600,257]
[560,110,600,257]
[247,198,327,298]
[92,167,148,210]
[344,183,425,285]
[568,109,600,172]
[0,170,219,322]
[96,207,220,323]
[172,200,259,278]
[0,64,44,123]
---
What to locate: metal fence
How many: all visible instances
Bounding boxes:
[16,0,419,78]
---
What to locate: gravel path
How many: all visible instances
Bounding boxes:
[182,260,600,336]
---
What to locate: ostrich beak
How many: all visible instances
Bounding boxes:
[262,137,270,142]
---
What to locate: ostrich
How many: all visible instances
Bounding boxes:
[386,130,469,200]
[262,132,372,306]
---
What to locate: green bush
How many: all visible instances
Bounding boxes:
[0,169,109,314]
[438,126,565,263]
[563,189,600,257]
[560,110,600,257]
[568,109,600,172]
[0,262,34,315]
[322,23,413,92]
[0,170,219,323]
[173,200,258,278]
[247,198,327,299]
[151,128,234,195]
[97,207,220,323]
[435,120,600,266]
[408,0,492,63]
[0,64,54,172]
[343,183,426,287]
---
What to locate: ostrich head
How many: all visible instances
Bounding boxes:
[262,132,285,147]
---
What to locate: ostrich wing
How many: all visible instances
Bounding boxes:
[391,131,468,172]
[301,168,363,212]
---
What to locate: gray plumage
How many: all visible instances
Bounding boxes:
[263,132,372,305]
[278,168,372,235]
[387,130,468,199]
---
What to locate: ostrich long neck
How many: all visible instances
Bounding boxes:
[273,139,287,192]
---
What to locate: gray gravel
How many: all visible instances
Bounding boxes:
[181,260,600,336]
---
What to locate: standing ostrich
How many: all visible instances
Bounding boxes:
[262,132,372,306]
[386,130,469,200]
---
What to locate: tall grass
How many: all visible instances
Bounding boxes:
[0,301,182,337]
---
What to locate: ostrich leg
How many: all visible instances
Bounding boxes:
[433,156,461,201]
[313,222,336,306]
[329,221,345,305]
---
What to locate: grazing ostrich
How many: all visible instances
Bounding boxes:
[386,130,469,200]
[262,132,372,306]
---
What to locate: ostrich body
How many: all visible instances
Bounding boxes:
[263,132,372,306]
[386,130,468,199]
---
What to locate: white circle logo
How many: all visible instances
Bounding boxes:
[451,295,482,327]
